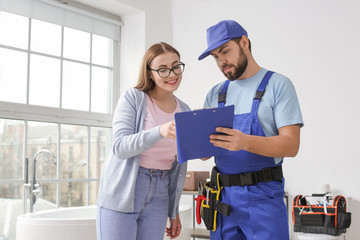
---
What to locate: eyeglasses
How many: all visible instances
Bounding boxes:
[148,62,185,78]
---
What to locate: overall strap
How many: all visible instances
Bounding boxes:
[251,71,274,113]
[218,80,230,107]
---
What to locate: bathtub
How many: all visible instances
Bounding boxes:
[16,206,97,240]
[16,205,192,240]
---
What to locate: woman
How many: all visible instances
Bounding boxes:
[96,42,190,240]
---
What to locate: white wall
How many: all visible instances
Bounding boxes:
[119,12,145,96]
[117,0,173,96]
[171,0,360,239]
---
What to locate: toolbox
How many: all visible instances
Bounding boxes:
[292,194,351,236]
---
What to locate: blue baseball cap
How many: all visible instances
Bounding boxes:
[198,20,248,60]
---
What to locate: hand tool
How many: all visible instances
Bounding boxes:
[195,181,206,224]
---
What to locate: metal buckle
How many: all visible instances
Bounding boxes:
[262,168,272,182]
[254,91,265,100]
[218,92,226,103]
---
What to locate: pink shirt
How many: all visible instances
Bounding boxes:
[139,94,182,170]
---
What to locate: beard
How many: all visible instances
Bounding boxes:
[222,47,248,81]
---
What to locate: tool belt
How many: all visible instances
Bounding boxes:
[195,165,283,231]
[196,167,230,231]
[218,165,283,187]
[292,194,351,236]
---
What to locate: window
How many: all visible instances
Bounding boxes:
[0,0,121,239]
[0,12,115,112]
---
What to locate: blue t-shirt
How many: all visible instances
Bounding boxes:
[204,68,304,164]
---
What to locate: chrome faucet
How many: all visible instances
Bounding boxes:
[24,149,57,213]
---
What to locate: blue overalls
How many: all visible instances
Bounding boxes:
[211,71,289,240]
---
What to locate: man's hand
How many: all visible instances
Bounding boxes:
[209,125,301,157]
[210,127,248,151]
[165,214,181,239]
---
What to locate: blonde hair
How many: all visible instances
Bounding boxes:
[135,42,180,92]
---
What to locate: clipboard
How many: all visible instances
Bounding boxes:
[175,105,234,164]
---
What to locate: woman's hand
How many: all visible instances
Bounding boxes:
[165,214,181,239]
[160,120,176,140]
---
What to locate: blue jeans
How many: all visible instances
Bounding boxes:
[96,167,170,240]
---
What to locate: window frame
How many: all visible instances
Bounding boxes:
[0,7,119,210]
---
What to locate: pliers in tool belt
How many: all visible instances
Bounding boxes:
[195,181,207,224]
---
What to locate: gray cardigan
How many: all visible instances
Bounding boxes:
[97,88,190,218]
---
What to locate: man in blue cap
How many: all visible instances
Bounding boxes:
[199,20,303,239]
